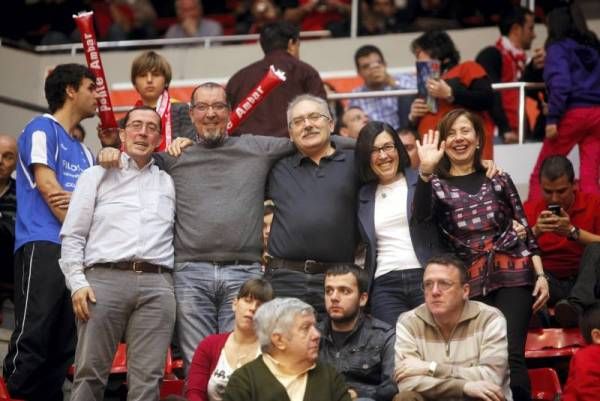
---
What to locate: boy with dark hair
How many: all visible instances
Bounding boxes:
[319,264,397,401]
[3,63,97,401]
[562,303,600,401]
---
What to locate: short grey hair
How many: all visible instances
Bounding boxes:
[253,297,315,353]
[286,94,331,128]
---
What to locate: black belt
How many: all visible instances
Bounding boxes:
[267,258,336,274]
[92,261,167,274]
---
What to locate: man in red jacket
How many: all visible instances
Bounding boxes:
[524,155,600,327]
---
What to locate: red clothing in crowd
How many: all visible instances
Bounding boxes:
[524,191,600,278]
[295,0,350,31]
[562,344,600,401]
[186,332,231,401]
[417,61,495,160]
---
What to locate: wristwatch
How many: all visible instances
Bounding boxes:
[568,226,580,241]
[428,361,437,377]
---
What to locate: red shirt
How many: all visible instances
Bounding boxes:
[562,344,600,401]
[524,191,600,278]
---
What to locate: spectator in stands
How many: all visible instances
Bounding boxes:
[562,303,600,401]
[223,297,351,401]
[476,6,545,144]
[226,21,326,137]
[414,109,549,401]
[71,123,86,143]
[165,0,223,39]
[319,264,397,400]
[0,134,17,301]
[186,278,273,401]
[98,82,297,372]
[265,94,358,316]
[404,0,460,31]
[129,50,196,148]
[336,106,369,139]
[101,0,159,41]
[3,63,97,401]
[60,106,176,401]
[398,126,420,168]
[524,155,600,327]
[244,0,281,35]
[395,254,512,401]
[408,30,495,159]
[527,4,600,201]
[280,0,351,37]
[360,0,402,35]
[355,121,445,326]
[349,44,416,130]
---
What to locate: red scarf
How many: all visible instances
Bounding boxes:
[135,89,172,152]
[495,36,527,131]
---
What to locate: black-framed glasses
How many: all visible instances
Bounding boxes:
[191,102,229,113]
[371,143,397,157]
[289,112,329,129]
[125,120,160,134]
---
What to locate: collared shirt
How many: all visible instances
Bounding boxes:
[262,354,314,401]
[267,147,360,262]
[349,74,416,129]
[15,114,94,250]
[59,153,175,294]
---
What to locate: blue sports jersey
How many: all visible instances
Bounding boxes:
[15,114,94,250]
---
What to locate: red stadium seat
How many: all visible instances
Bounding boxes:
[528,368,562,401]
[525,328,585,358]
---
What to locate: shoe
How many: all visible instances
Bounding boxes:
[554,299,580,328]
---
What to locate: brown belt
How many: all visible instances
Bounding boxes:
[267,258,337,274]
[92,261,167,274]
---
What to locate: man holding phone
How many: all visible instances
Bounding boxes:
[525,155,600,327]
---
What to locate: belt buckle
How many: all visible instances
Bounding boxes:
[304,259,317,274]
[132,261,143,274]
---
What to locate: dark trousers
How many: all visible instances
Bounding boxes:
[476,286,533,401]
[546,273,577,306]
[371,268,424,327]
[265,267,326,319]
[3,241,75,401]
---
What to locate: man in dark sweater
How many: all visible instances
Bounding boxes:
[226,20,326,137]
[0,134,17,301]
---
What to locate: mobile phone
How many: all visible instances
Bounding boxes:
[548,204,561,215]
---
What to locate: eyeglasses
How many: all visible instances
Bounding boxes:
[358,60,384,70]
[125,120,160,134]
[421,280,456,292]
[371,143,397,157]
[191,102,229,113]
[289,112,329,129]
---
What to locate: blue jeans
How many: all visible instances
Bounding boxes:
[173,261,261,370]
[371,268,424,326]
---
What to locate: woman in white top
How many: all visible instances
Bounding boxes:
[355,121,445,326]
[186,278,273,401]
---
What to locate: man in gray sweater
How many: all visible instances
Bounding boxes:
[100,82,295,370]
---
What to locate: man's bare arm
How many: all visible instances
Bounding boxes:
[33,164,68,222]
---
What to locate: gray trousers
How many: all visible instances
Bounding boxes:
[70,267,176,401]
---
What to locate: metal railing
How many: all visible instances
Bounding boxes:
[0,81,545,145]
[326,81,546,144]
[32,30,332,54]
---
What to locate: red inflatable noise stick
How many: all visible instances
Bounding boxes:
[73,11,118,130]
[227,65,286,134]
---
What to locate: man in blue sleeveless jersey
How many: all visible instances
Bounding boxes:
[3,63,98,401]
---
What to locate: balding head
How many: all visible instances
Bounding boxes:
[0,134,17,183]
